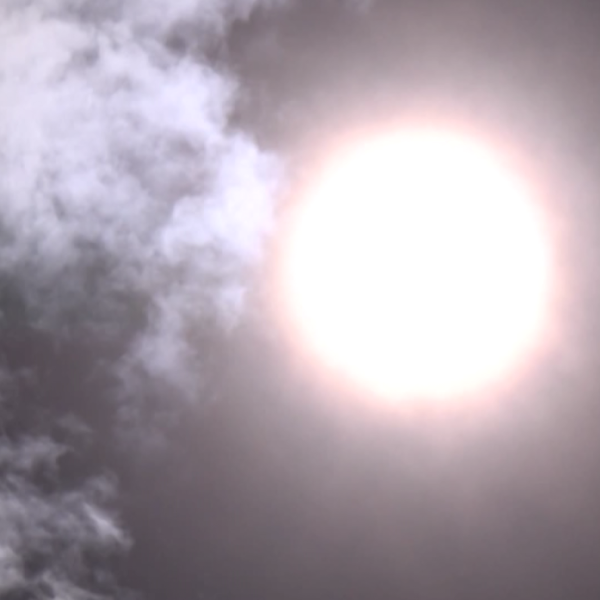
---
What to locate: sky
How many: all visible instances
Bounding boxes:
[2,1,600,599]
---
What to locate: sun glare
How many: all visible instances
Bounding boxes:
[280,129,553,407]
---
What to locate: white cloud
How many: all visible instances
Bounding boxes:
[0,0,287,596]
[0,0,283,403]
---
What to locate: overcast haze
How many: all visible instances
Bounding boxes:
[2,1,600,599]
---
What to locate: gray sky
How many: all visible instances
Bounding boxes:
[2,1,600,599]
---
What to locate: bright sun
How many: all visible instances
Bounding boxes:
[281,129,553,406]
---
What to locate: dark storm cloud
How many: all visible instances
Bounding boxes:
[0,0,286,597]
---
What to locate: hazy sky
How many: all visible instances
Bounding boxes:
[2,1,600,599]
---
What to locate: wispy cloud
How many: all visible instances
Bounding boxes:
[0,432,129,598]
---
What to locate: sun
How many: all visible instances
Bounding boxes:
[280,128,553,406]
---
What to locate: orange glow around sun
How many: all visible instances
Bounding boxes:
[279,128,554,407]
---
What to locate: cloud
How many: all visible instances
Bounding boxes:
[0,433,129,599]
[0,0,283,403]
[0,0,286,596]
